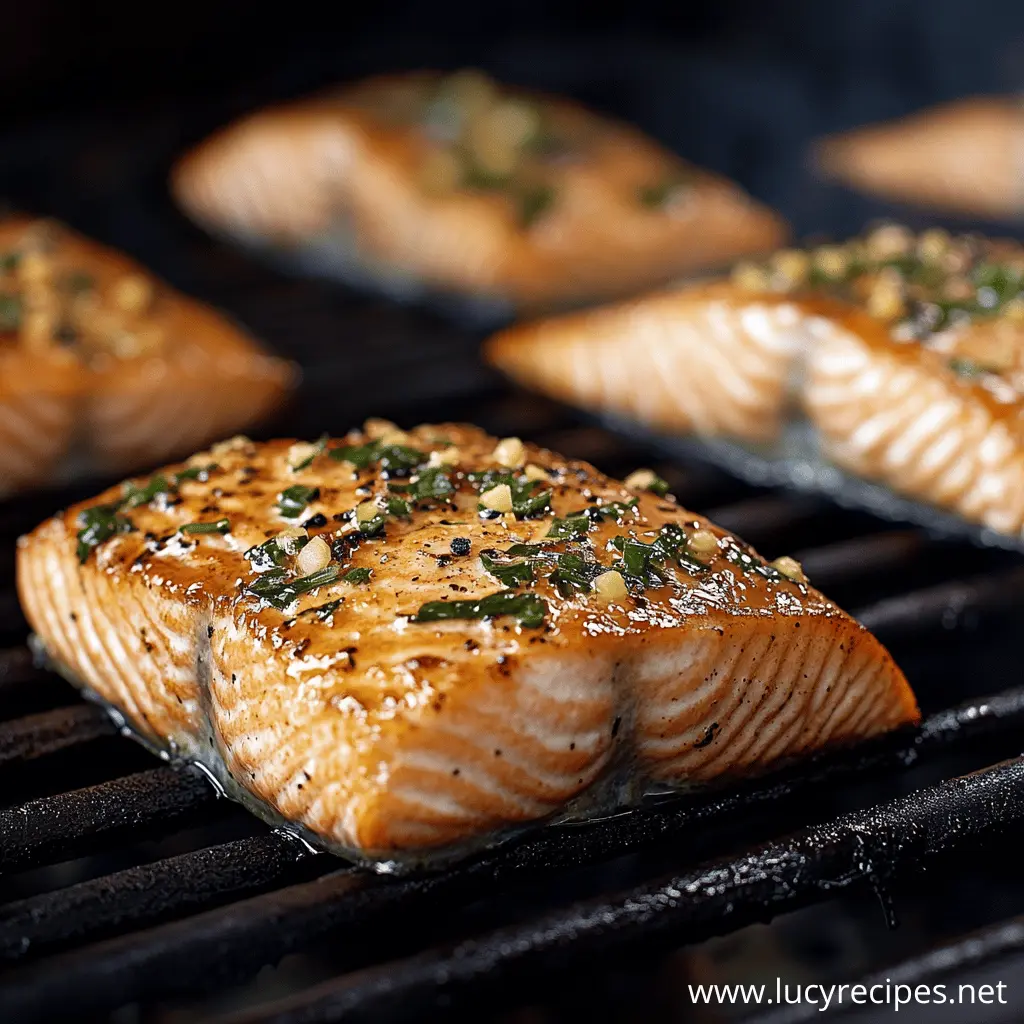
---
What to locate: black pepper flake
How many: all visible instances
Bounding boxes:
[206,625,214,639]
[611,716,622,738]
[450,537,471,556]
[302,513,328,530]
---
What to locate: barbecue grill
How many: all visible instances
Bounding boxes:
[6,16,1024,1023]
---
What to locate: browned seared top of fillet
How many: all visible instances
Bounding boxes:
[47,420,905,722]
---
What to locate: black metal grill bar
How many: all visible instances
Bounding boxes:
[794,531,925,591]
[0,832,316,964]
[3,685,1023,1020]
[704,495,827,545]
[855,565,1024,637]
[0,767,216,874]
[210,757,1024,1024]
[0,704,114,768]
[752,918,1024,1023]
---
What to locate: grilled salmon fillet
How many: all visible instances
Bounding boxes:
[171,69,787,312]
[0,216,296,495]
[18,422,917,867]
[814,97,1024,220]
[487,225,1024,539]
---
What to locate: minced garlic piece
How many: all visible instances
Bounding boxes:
[772,555,806,582]
[624,469,658,491]
[112,274,153,315]
[731,261,770,292]
[867,278,905,321]
[275,526,308,556]
[209,435,253,458]
[492,436,526,469]
[287,441,319,470]
[523,463,548,482]
[363,418,407,442]
[296,536,331,575]
[772,249,809,286]
[688,529,719,556]
[356,500,381,525]
[593,570,629,603]
[429,446,461,466]
[479,483,513,513]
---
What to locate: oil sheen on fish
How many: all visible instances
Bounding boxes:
[17,422,918,869]
[487,225,1024,539]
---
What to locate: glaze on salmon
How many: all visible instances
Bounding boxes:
[171,70,787,312]
[487,225,1024,539]
[0,217,296,495]
[17,422,918,868]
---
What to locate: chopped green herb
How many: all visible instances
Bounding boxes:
[63,271,95,293]
[292,434,329,471]
[245,538,288,571]
[611,523,709,586]
[0,252,20,272]
[639,475,671,496]
[300,599,344,621]
[412,589,547,628]
[480,551,536,587]
[122,475,172,509]
[391,467,454,503]
[546,513,592,540]
[0,294,20,332]
[385,496,412,517]
[76,503,133,563]
[948,356,999,379]
[173,464,217,485]
[277,484,320,519]
[342,567,372,584]
[462,163,513,190]
[637,174,690,209]
[518,185,556,227]
[179,518,231,535]
[246,565,341,610]
[548,551,605,597]
[330,441,425,475]
[469,471,550,518]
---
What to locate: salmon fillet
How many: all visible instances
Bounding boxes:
[0,216,297,495]
[814,97,1024,220]
[487,225,1024,539]
[171,70,787,312]
[17,421,917,868]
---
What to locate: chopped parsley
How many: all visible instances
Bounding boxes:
[330,441,425,475]
[0,295,21,332]
[611,523,710,586]
[277,484,320,519]
[546,499,638,540]
[245,537,289,570]
[299,599,344,621]
[341,567,372,584]
[246,565,340,610]
[391,467,454,503]
[480,551,536,587]
[948,356,999,379]
[75,503,134,563]
[637,173,690,209]
[518,185,556,227]
[179,518,230,535]
[412,589,548,628]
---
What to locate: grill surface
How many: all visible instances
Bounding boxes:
[4,38,1024,1024]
